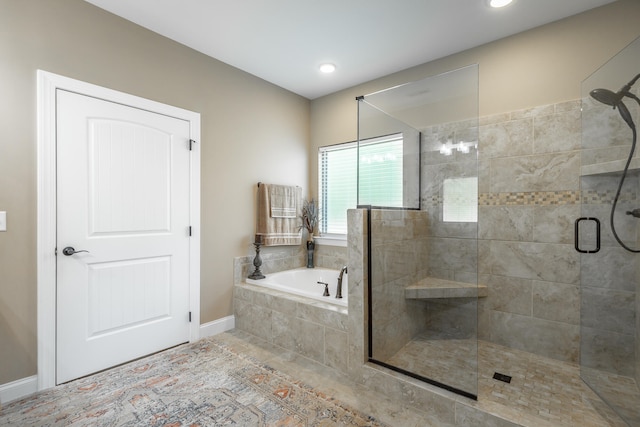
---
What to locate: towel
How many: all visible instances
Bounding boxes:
[270,184,298,218]
[256,183,302,246]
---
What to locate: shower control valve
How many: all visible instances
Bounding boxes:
[625,208,640,218]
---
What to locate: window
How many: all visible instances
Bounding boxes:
[442,177,478,222]
[319,134,404,234]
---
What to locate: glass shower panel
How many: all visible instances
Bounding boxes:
[580,35,640,426]
[360,65,479,398]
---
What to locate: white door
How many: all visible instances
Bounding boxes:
[56,89,192,383]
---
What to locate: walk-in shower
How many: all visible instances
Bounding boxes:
[357,38,640,424]
[581,35,640,425]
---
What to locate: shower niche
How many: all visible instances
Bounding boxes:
[580,35,640,426]
[358,65,480,398]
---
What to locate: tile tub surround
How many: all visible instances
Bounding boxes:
[233,282,349,372]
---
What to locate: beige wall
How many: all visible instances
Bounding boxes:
[0,0,309,384]
[309,0,640,197]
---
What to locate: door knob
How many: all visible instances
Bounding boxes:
[62,246,90,256]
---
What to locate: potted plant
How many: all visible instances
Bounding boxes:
[300,199,319,267]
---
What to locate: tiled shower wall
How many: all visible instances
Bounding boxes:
[419,97,639,367]
[370,209,430,361]
[422,100,584,364]
[580,92,640,378]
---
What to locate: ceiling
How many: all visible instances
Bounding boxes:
[84,0,617,100]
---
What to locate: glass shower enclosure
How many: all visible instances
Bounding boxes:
[358,65,480,398]
[580,35,640,425]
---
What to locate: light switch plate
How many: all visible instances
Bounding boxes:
[0,211,6,231]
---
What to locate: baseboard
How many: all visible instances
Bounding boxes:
[0,375,38,405]
[0,318,234,406]
[199,315,235,338]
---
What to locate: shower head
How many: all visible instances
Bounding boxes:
[589,75,639,130]
[590,73,640,107]
[590,88,623,107]
[590,87,634,128]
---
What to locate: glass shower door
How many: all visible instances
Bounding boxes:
[359,65,480,398]
[579,36,640,426]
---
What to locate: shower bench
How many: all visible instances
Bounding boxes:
[404,277,487,299]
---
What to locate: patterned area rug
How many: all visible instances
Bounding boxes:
[0,338,388,426]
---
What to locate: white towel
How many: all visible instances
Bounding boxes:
[270,184,298,218]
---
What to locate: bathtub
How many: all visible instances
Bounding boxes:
[246,267,347,307]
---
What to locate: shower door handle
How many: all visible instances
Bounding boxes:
[574,217,600,253]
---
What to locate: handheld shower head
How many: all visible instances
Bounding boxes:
[589,72,640,253]
[590,73,640,107]
[590,88,635,129]
[590,88,624,107]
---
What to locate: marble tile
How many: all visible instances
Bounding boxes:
[555,99,580,114]
[428,215,477,239]
[510,104,556,120]
[233,284,255,302]
[234,299,272,341]
[455,403,521,427]
[581,247,637,292]
[531,280,579,325]
[581,102,633,151]
[581,287,635,335]
[479,117,533,159]
[580,326,635,377]
[532,204,579,244]
[271,312,296,351]
[296,301,348,331]
[479,205,533,241]
[478,157,491,193]
[253,291,298,316]
[428,236,478,275]
[324,327,348,372]
[292,318,325,362]
[490,151,580,193]
[479,112,511,126]
[484,274,532,316]
[533,109,580,153]
[489,311,579,363]
[483,241,579,285]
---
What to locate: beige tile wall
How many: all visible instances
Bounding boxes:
[419,98,638,366]
[369,209,430,361]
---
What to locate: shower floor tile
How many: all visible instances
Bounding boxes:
[220,329,634,426]
[385,336,633,426]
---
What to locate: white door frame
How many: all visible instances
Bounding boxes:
[36,70,201,390]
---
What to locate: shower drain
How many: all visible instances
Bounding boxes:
[493,372,512,383]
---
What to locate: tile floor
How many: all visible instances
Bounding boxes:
[220,330,634,426]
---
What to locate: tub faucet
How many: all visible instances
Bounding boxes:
[336,266,347,299]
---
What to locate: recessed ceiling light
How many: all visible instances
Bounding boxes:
[319,63,336,74]
[489,0,513,7]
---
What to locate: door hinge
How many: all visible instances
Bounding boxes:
[55,247,57,256]
[189,226,192,236]
[189,311,192,322]
[189,139,197,151]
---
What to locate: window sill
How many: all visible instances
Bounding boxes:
[314,235,347,247]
